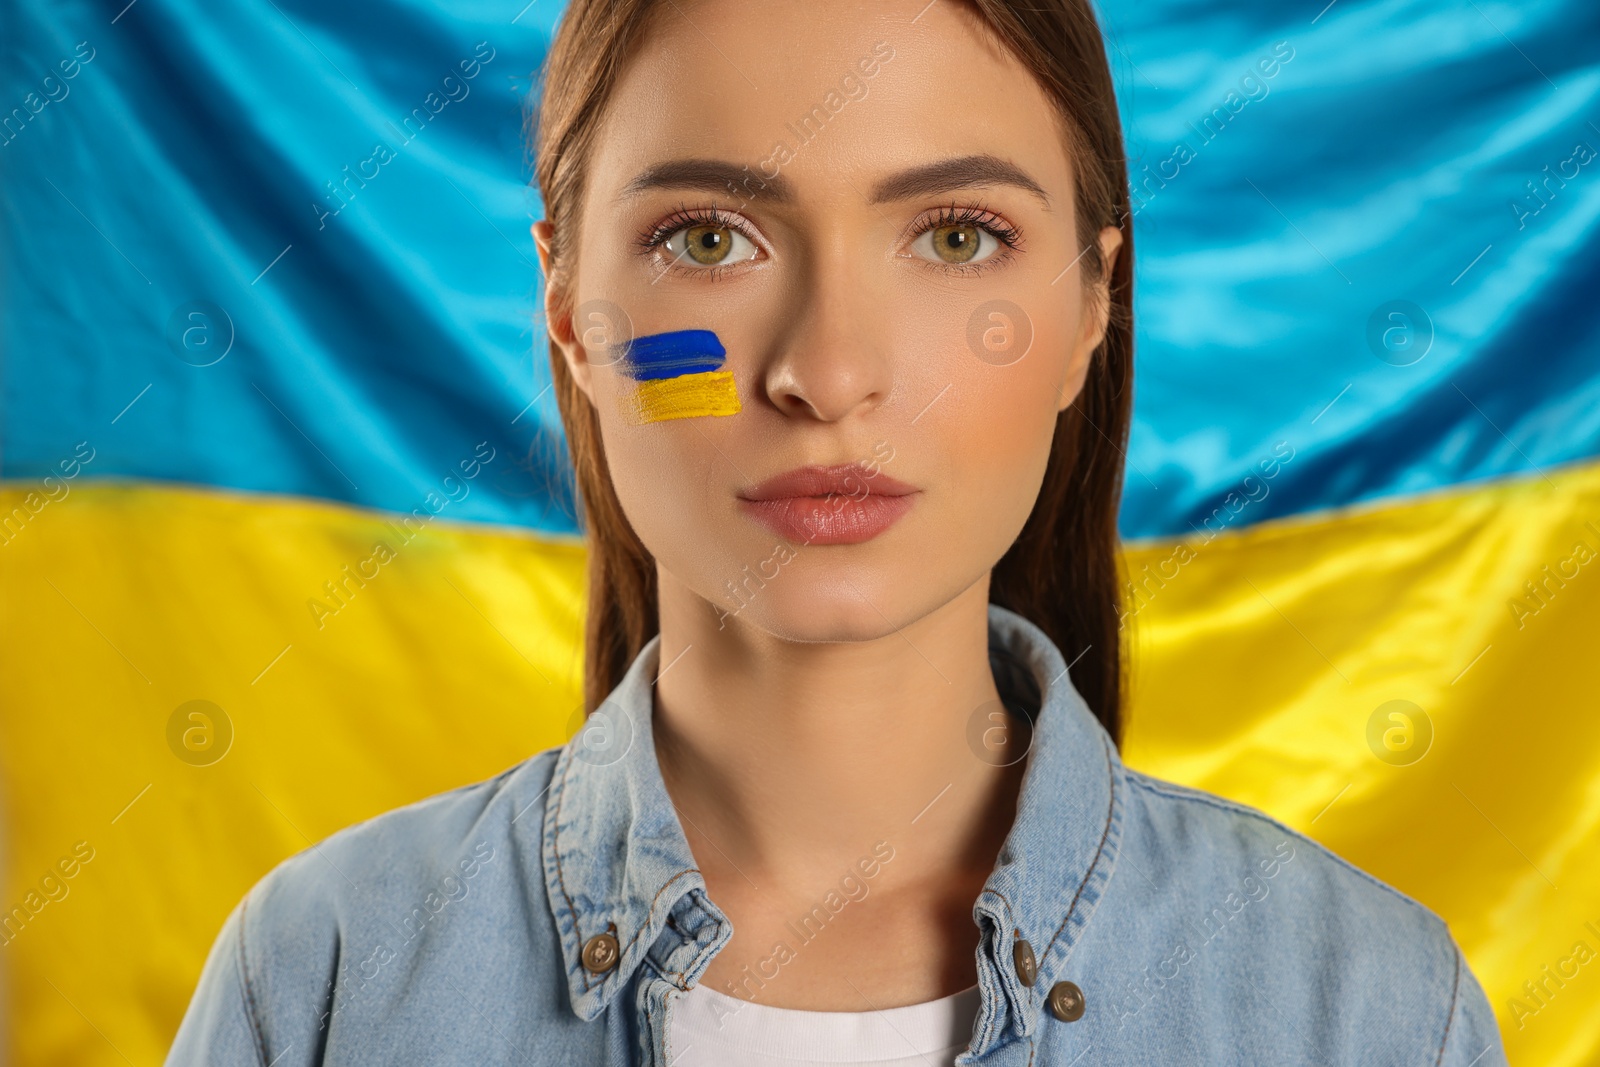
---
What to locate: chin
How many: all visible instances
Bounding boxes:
[715,569,938,645]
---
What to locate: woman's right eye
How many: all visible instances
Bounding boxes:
[661,223,759,268]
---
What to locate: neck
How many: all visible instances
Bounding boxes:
[650,570,1026,892]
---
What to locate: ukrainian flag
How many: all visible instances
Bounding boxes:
[1,1,1596,1064]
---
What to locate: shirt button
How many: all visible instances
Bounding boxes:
[582,932,620,974]
[1048,980,1086,1022]
[1012,937,1038,987]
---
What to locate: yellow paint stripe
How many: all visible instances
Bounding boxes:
[1122,457,1600,1067]
[621,369,741,424]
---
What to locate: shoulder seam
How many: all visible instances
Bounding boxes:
[251,753,553,899]
[1124,771,1445,923]
[1435,936,1463,1066]
[234,894,270,1067]
[266,750,561,881]
[334,752,551,844]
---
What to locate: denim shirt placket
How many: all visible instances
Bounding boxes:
[633,888,733,1066]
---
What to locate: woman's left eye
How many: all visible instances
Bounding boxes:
[662,223,759,268]
[910,222,1003,266]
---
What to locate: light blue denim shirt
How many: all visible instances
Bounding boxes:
[168,605,1507,1065]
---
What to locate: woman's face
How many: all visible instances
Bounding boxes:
[542,0,1120,642]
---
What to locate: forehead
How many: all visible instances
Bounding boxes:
[590,0,1074,200]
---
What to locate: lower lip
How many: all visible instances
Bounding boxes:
[737,493,917,545]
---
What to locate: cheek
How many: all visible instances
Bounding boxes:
[955,361,1063,545]
[921,289,1079,538]
[778,281,1075,628]
[591,376,720,539]
[587,357,769,601]
[571,239,780,600]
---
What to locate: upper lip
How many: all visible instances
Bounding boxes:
[738,463,918,501]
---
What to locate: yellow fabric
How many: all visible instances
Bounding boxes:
[2,463,1597,1063]
[0,482,586,1065]
[1122,458,1600,1067]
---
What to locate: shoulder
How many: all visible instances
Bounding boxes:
[196,748,565,1061]
[246,747,560,932]
[1120,768,1448,938]
[1090,768,1496,1061]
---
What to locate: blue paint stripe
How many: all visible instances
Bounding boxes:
[618,329,726,381]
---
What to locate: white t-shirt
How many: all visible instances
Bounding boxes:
[666,981,981,1066]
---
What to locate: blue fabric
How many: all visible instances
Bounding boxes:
[1109,1,1600,538]
[3,0,1596,539]
[1,0,576,529]
[166,604,1505,1065]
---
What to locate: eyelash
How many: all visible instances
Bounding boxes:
[634,204,752,282]
[634,200,1025,279]
[907,201,1023,275]
[635,203,749,253]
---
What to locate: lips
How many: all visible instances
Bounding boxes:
[736,463,919,545]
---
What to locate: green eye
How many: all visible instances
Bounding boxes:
[684,225,730,264]
[911,220,1003,267]
[663,224,758,269]
[931,223,981,263]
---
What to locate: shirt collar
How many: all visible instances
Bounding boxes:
[967,604,1125,1054]
[539,603,1124,1045]
[539,631,722,1021]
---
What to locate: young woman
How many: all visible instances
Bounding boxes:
[169,0,1507,1063]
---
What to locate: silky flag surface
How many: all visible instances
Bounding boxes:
[2,0,1598,1064]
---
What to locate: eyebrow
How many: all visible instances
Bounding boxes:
[617,154,1051,209]
[869,154,1051,209]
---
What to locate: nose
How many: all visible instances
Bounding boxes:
[761,243,893,423]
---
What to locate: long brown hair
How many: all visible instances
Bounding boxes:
[531,0,1134,743]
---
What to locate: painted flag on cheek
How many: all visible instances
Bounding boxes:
[615,328,742,424]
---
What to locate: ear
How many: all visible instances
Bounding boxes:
[533,220,595,402]
[1057,224,1124,412]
